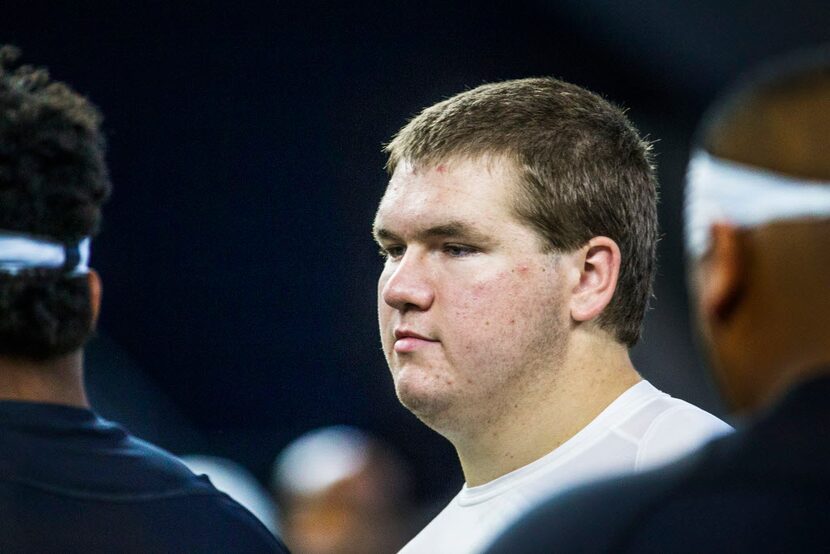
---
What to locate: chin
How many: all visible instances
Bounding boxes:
[394,369,455,427]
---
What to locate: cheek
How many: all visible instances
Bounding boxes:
[450,271,542,332]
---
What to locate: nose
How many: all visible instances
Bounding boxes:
[380,251,435,312]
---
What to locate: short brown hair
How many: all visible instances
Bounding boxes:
[0,46,111,359]
[385,77,657,346]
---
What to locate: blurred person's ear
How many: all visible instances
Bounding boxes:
[700,223,746,323]
[88,270,102,329]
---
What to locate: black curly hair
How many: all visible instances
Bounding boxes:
[0,46,111,359]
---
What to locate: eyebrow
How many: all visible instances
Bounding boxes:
[373,220,493,245]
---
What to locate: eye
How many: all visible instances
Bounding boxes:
[379,244,406,260]
[443,244,477,257]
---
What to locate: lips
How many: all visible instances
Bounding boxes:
[394,329,433,341]
[393,328,438,353]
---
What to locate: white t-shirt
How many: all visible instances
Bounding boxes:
[399,380,732,554]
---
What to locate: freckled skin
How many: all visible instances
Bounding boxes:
[374,158,570,437]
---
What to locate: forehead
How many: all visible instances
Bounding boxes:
[374,156,520,232]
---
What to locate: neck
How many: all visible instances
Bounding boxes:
[454,330,640,486]
[0,350,88,408]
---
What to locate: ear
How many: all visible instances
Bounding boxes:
[87,269,102,329]
[569,237,621,323]
[700,223,745,322]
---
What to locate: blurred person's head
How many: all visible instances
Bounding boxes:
[272,426,413,554]
[0,45,110,405]
[686,48,830,414]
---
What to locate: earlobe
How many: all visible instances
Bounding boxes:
[701,224,745,322]
[87,270,102,329]
[570,237,621,323]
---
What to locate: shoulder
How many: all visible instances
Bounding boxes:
[484,447,706,554]
[156,492,291,552]
[0,471,289,552]
[0,412,289,552]
[633,387,732,470]
[617,481,830,553]
[487,428,830,554]
[119,437,288,550]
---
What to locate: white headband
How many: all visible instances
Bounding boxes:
[684,150,830,258]
[0,232,91,276]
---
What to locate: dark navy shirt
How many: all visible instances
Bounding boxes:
[0,401,289,553]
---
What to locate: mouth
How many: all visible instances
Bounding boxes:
[393,328,438,353]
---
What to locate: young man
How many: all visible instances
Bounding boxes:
[373,77,730,553]
[0,46,287,552]
[486,50,830,553]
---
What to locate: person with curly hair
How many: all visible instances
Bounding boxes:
[0,46,288,553]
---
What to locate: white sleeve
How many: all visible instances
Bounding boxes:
[635,405,733,471]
